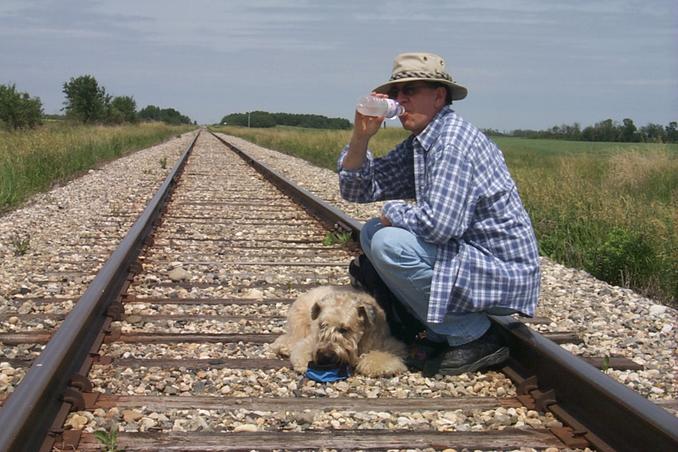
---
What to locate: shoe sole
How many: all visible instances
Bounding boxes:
[437,346,510,376]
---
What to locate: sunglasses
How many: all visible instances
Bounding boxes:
[387,83,432,99]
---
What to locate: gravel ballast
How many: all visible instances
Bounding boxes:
[0,129,675,439]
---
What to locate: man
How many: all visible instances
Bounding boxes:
[337,52,541,376]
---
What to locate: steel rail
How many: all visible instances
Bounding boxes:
[0,130,201,452]
[211,130,678,451]
[492,315,678,451]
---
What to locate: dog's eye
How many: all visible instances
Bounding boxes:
[338,327,350,335]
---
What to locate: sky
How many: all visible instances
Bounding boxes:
[1,0,676,130]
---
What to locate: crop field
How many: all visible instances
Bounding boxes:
[0,121,195,212]
[213,125,677,305]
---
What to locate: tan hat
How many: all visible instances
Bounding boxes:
[373,52,468,102]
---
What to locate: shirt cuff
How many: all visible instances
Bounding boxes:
[337,146,374,177]
[382,200,408,226]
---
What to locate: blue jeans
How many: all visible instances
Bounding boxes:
[360,218,491,346]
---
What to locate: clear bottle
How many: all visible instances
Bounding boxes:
[356,95,405,119]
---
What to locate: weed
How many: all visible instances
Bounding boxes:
[322,231,352,246]
[11,232,30,256]
[159,156,167,169]
[94,423,120,452]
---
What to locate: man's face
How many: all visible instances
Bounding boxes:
[388,82,447,135]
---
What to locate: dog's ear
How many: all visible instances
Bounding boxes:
[311,302,322,320]
[357,304,376,326]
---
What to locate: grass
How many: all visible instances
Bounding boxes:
[213,125,677,305]
[0,121,195,212]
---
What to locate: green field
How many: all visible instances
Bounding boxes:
[212,125,678,306]
[0,122,195,212]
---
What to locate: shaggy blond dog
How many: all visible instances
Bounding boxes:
[270,286,407,377]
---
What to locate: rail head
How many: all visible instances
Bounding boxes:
[0,131,201,452]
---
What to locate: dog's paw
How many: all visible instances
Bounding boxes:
[269,336,290,357]
[356,351,407,377]
[289,343,312,373]
[290,358,309,373]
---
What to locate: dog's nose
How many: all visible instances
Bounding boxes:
[314,349,340,366]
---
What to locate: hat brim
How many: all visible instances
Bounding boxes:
[373,77,468,102]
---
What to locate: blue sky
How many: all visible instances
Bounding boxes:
[1,0,676,130]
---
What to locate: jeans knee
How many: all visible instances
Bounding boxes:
[360,218,382,253]
[370,228,401,266]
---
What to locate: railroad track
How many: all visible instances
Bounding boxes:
[0,130,676,451]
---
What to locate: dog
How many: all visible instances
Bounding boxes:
[270,286,408,377]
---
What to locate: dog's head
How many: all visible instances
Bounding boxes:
[308,290,378,368]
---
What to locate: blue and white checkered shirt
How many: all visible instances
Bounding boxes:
[338,106,540,322]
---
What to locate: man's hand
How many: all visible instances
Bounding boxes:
[342,93,388,171]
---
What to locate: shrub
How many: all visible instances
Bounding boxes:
[0,83,43,130]
[109,96,137,124]
[62,75,109,123]
[588,227,658,288]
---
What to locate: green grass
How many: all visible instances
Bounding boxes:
[0,122,195,212]
[213,125,677,305]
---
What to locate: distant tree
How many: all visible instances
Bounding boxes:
[580,125,594,141]
[0,83,43,130]
[221,111,351,129]
[43,113,66,121]
[139,104,191,124]
[139,105,161,121]
[563,122,581,140]
[511,119,676,143]
[249,111,276,127]
[221,111,274,127]
[327,117,351,129]
[596,119,619,142]
[220,112,247,126]
[158,107,191,125]
[639,123,667,143]
[109,96,137,124]
[482,128,505,136]
[62,75,109,123]
[620,118,638,142]
[664,121,678,143]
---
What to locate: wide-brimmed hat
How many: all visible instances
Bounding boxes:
[373,52,468,102]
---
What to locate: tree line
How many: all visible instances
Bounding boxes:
[0,76,193,130]
[221,111,351,129]
[487,118,678,143]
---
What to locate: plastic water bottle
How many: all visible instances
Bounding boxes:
[356,95,405,119]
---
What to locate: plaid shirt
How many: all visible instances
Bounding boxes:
[338,106,540,322]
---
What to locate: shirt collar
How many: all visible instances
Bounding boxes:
[414,105,455,151]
